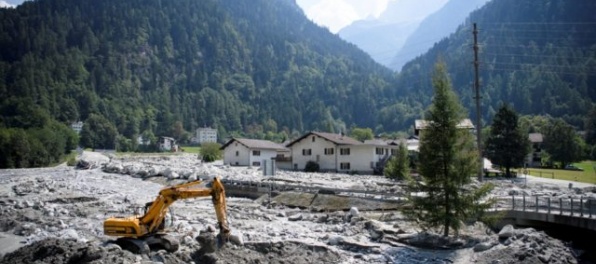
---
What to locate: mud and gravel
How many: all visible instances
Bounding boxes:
[0,152,591,263]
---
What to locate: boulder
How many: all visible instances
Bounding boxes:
[288,214,303,221]
[474,241,496,252]
[498,224,515,239]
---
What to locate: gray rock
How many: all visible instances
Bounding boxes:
[276,211,286,218]
[498,224,515,239]
[349,207,359,218]
[328,236,345,246]
[288,214,303,221]
[474,241,496,252]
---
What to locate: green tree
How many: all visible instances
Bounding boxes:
[485,104,530,177]
[349,127,374,142]
[384,142,409,180]
[200,142,222,162]
[80,114,118,150]
[543,118,583,168]
[405,61,493,237]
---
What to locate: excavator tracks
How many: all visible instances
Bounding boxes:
[114,234,179,254]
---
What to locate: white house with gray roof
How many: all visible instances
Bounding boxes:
[221,138,288,167]
[286,132,410,174]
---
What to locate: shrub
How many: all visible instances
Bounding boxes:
[304,161,319,172]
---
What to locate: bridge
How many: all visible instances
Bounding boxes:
[221,179,596,231]
[492,195,596,232]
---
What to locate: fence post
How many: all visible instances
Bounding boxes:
[570,198,573,217]
[512,195,515,210]
[523,195,526,211]
[560,198,563,215]
[580,197,583,217]
[535,196,539,212]
[547,197,551,214]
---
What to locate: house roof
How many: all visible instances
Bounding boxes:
[414,119,475,130]
[220,138,288,151]
[528,133,543,143]
[286,131,362,147]
[363,139,405,146]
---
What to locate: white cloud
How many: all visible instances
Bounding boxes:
[297,0,390,33]
[0,0,15,8]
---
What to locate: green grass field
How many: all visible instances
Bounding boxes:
[180,146,201,154]
[525,160,596,184]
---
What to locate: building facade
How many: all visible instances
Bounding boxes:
[221,138,287,167]
[194,127,217,144]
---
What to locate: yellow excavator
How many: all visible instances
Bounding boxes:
[103,177,230,253]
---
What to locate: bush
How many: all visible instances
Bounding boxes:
[200,142,222,162]
[304,161,319,172]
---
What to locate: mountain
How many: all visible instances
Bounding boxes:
[389,0,491,71]
[392,0,596,130]
[338,0,447,67]
[0,0,397,145]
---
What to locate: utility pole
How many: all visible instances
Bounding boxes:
[473,23,483,181]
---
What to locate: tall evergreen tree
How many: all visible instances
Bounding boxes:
[405,61,493,237]
[485,104,530,177]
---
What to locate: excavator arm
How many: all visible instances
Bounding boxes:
[104,177,230,251]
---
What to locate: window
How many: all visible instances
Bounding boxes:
[340,162,350,170]
[340,148,350,155]
[302,149,312,156]
[312,136,316,142]
[253,150,261,156]
[391,149,397,155]
[324,148,334,155]
[376,148,383,155]
[235,151,239,156]
[252,161,261,166]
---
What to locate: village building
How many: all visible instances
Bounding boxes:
[192,127,218,144]
[526,133,543,168]
[286,132,404,174]
[221,138,288,167]
[158,137,178,152]
[70,121,83,134]
[414,119,475,137]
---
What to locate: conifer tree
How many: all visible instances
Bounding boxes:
[384,142,409,180]
[405,61,494,237]
[485,104,530,177]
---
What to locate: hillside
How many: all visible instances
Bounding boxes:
[389,0,490,71]
[0,0,396,143]
[391,0,596,130]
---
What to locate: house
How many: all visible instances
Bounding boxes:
[221,138,288,167]
[287,131,382,173]
[158,137,177,152]
[526,133,543,167]
[71,121,83,134]
[193,127,218,144]
[414,119,475,137]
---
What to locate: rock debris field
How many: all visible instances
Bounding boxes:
[0,152,594,263]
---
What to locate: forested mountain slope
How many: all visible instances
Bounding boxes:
[0,0,396,143]
[394,0,596,129]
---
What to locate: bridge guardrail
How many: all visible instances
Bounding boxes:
[496,195,596,219]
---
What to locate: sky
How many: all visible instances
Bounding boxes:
[296,0,390,33]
